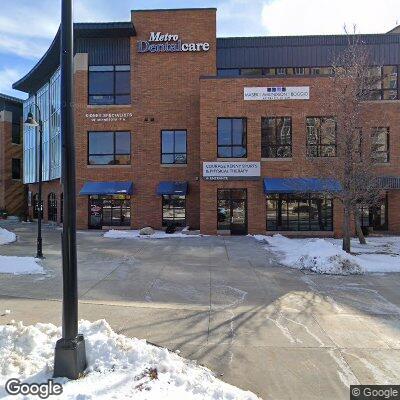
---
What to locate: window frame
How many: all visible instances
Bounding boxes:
[217,117,247,159]
[371,127,390,163]
[162,195,187,227]
[87,131,131,166]
[366,65,398,100]
[160,129,188,165]
[261,117,292,158]
[306,116,337,157]
[88,65,131,105]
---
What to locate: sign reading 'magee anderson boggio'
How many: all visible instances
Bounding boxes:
[138,32,210,53]
[203,162,261,181]
[244,86,310,101]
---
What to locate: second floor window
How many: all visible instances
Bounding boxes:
[371,127,389,163]
[261,117,292,158]
[217,118,247,158]
[161,130,187,164]
[306,117,337,157]
[88,65,130,105]
[88,131,131,165]
[12,123,21,144]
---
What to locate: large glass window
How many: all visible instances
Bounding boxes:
[261,117,292,158]
[89,195,131,228]
[371,127,389,163]
[267,194,333,231]
[359,195,388,231]
[217,118,247,158]
[162,195,186,227]
[48,193,57,222]
[88,131,131,165]
[306,117,337,157]
[12,158,21,180]
[366,66,398,100]
[88,65,131,105]
[161,130,187,164]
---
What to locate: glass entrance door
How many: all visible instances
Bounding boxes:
[89,195,131,229]
[217,189,248,235]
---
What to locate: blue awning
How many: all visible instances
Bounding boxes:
[263,177,342,194]
[156,181,188,196]
[79,181,134,195]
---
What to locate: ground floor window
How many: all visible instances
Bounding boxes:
[89,195,131,229]
[162,195,186,227]
[266,194,333,231]
[359,195,388,231]
[48,193,57,222]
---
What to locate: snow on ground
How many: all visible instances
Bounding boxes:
[0,319,259,400]
[0,227,16,245]
[104,229,201,240]
[254,234,400,275]
[0,256,44,275]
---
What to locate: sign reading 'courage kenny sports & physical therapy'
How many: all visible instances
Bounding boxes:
[138,32,210,53]
[203,162,261,181]
[244,86,310,101]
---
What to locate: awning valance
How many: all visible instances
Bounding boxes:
[79,181,134,195]
[263,177,342,194]
[156,181,188,196]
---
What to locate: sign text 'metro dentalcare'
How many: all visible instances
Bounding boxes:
[137,32,210,54]
[244,86,310,101]
[203,162,261,181]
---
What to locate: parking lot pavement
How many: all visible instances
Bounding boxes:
[1,221,400,399]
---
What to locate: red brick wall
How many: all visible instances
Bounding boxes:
[199,76,400,236]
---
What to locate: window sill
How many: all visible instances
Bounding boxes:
[87,104,132,109]
[160,164,187,168]
[261,157,293,162]
[216,158,248,162]
[87,165,131,168]
[373,162,391,166]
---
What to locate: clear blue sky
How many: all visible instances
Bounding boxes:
[1,0,399,99]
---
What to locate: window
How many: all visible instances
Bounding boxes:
[217,118,247,158]
[261,117,292,158]
[12,123,21,144]
[267,194,333,231]
[32,194,43,219]
[264,68,276,75]
[88,131,131,165]
[162,195,186,227]
[371,127,389,163]
[161,130,187,164]
[276,67,286,75]
[88,65,130,105]
[294,67,305,75]
[89,195,131,228]
[217,69,240,77]
[48,193,57,222]
[306,117,337,157]
[311,67,333,75]
[241,68,263,76]
[359,195,388,231]
[12,158,21,180]
[366,66,398,100]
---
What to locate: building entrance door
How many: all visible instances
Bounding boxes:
[88,195,131,229]
[217,189,248,235]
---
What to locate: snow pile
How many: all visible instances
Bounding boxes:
[0,227,16,245]
[0,256,44,275]
[255,235,362,275]
[0,319,260,400]
[104,229,200,240]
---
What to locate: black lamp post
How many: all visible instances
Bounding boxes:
[53,0,87,379]
[24,107,44,259]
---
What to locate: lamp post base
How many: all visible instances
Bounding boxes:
[54,334,87,379]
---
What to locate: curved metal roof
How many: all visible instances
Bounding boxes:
[13,22,135,94]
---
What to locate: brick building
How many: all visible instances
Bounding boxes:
[12,8,400,236]
[0,93,25,217]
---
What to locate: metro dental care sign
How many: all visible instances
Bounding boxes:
[244,86,310,101]
[138,32,210,53]
[203,162,261,181]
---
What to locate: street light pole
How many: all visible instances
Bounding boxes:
[24,105,44,259]
[54,0,87,379]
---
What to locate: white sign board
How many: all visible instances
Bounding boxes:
[244,86,310,101]
[203,162,261,181]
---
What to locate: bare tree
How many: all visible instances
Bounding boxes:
[308,31,388,252]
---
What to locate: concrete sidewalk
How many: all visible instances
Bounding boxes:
[0,221,399,399]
